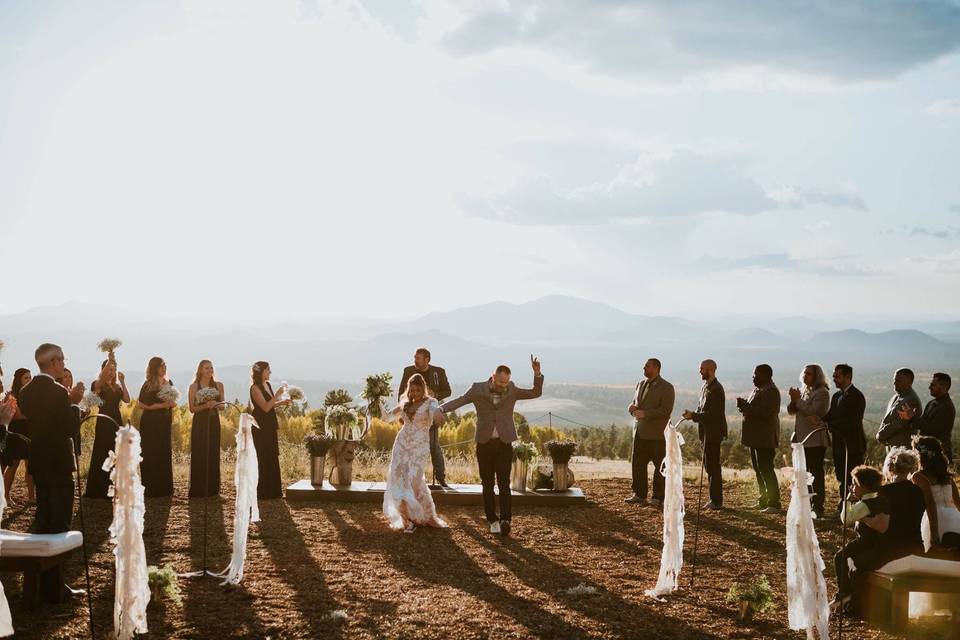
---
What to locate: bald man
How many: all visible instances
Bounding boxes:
[683,360,728,509]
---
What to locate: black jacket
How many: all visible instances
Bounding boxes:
[914,394,955,455]
[19,374,79,479]
[398,365,451,402]
[823,384,867,455]
[692,378,727,443]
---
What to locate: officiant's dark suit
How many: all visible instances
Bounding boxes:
[19,370,80,601]
[441,367,543,526]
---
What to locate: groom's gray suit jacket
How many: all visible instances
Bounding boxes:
[441,376,544,444]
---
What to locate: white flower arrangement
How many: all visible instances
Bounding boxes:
[79,391,104,411]
[156,384,180,405]
[196,387,220,405]
[287,386,305,401]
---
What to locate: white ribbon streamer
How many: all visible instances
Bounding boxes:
[105,426,150,639]
[0,467,13,637]
[214,413,260,585]
[786,443,830,640]
[645,422,685,600]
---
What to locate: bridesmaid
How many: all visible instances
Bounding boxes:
[85,359,130,498]
[138,357,175,497]
[249,361,289,499]
[56,368,85,456]
[2,368,34,505]
[188,359,224,498]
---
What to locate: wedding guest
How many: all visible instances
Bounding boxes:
[56,368,85,455]
[85,359,130,498]
[683,359,726,510]
[2,368,34,505]
[900,373,955,463]
[18,343,83,602]
[832,465,888,611]
[788,364,831,518]
[911,436,960,551]
[823,364,867,511]
[188,360,224,498]
[398,348,452,488]
[876,368,923,451]
[738,364,782,513]
[625,358,675,508]
[250,361,289,499]
[441,356,543,538]
[138,357,174,497]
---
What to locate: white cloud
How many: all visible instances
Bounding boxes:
[925,98,960,117]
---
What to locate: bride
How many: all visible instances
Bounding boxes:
[381,373,448,533]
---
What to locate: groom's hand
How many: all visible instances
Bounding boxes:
[530,354,541,377]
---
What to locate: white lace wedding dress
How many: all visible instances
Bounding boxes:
[921,483,960,550]
[382,398,448,531]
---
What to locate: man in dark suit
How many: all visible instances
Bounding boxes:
[823,363,867,511]
[625,358,675,508]
[683,359,727,510]
[900,372,955,462]
[737,364,782,513]
[441,356,543,538]
[398,347,452,487]
[17,343,82,602]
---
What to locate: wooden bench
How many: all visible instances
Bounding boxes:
[859,556,960,632]
[0,530,83,609]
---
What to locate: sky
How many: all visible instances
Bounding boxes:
[1,0,959,321]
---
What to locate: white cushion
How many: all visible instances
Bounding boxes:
[877,554,960,578]
[0,530,83,557]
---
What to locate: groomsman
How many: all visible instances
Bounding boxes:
[899,372,955,462]
[441,356,543,538]
[876,368,923,451]
[823,364,867,511]
[737,364,782,513]
[625,358,675,508]
[18,343,82,602]
[398,348,452,487]
[683,359,727,510]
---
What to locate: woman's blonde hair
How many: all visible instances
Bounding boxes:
[882,446,920,481]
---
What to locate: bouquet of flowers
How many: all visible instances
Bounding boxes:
[79,391,104,411]
[325,405,358,440]
[156,384,180,405]
[512,441,538,462]
[546,439,578,465]
[196,387,220,405]
[361,373,393,419]
[287,386,305,402]
[97,337,122,359]
[304,432,333,457]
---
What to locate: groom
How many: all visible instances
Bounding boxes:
[441,355,543,538]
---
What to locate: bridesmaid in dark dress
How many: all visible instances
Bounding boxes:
[138,357,175,497]
[85,359,131,498]
[188,359,224,498]
[249,361,290,499]
[2,368,34,505]
[56,368,86,456]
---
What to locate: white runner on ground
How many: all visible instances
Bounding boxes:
[105,426,150,640]
[644,421,685,600]
[215,413,260,586]
[786,443,830,640]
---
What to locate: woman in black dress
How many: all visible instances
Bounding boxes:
[2,368,34,505]
[85,359,131,498]
[138,357,175,497]
[56,368,85,456]
[249,361,290,499]
[188,359,224,498]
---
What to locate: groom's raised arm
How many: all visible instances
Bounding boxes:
[514,374,544,400]
[440,385,475,413]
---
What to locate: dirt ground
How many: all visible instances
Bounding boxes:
[1,475,955,639]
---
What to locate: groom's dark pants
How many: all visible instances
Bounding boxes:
[477,438,512,523]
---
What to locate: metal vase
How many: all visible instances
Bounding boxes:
[552,463,570,491]
[511,459,528,493]
[310,456,326,487]
[330,461,353,486]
